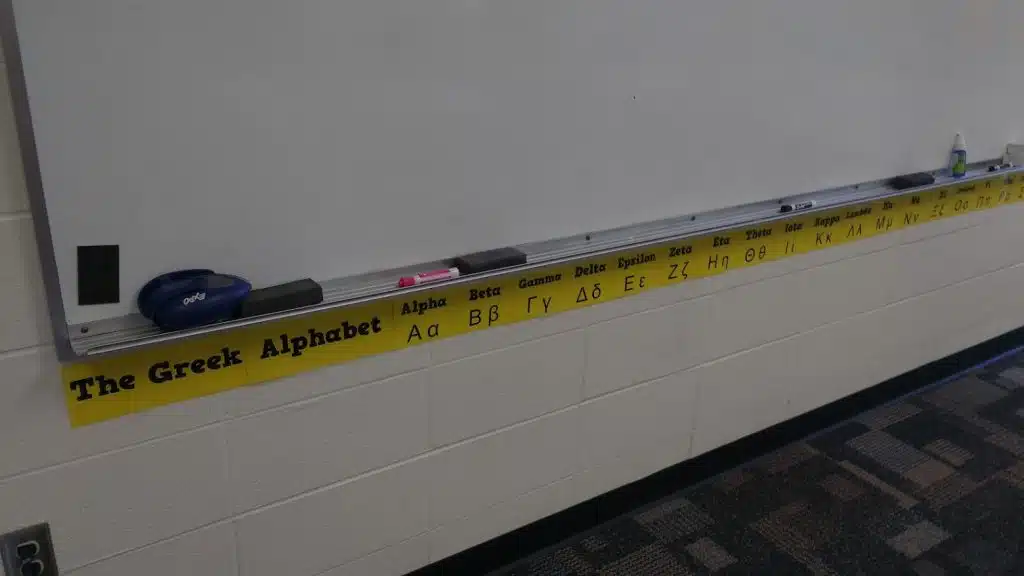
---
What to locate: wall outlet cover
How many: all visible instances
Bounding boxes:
[0,524,58,576]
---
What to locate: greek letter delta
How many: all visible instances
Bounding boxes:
[575,263,606,278]
[261,317,383,358]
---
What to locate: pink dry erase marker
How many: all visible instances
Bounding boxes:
[398,267,460,287]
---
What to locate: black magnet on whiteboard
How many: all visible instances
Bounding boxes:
[138,269,251,330]
[889,173,935,190]
[239,278,324,318]
[78,245,120,305]
[454,247,527,274]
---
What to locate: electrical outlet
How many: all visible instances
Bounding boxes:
[0,524,58,576]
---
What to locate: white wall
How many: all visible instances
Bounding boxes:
[4,49,1024,575]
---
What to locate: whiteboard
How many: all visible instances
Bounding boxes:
[9,0,1024,325]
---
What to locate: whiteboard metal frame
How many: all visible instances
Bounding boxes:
[3,0,1017,361]
[58,162,1020,359]
[1,0,75,359]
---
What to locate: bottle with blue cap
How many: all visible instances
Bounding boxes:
[950,133,967,178]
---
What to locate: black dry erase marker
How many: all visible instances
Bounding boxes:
[780,200,816,213]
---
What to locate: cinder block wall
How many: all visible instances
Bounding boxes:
[3,51,1024,576]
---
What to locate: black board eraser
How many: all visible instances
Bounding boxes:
[889,173,935,190]
[239,279,323,318]
[454,248,527,274]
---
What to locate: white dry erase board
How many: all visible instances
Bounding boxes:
[4,0,1024,355]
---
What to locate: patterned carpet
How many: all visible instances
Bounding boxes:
[492,351,1024,575]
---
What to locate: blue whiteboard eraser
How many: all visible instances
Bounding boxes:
[138,270,250,331]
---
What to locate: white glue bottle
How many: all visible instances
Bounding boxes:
[950,133,967,178]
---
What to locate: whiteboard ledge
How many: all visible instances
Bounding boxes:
[65,161,1016,360]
